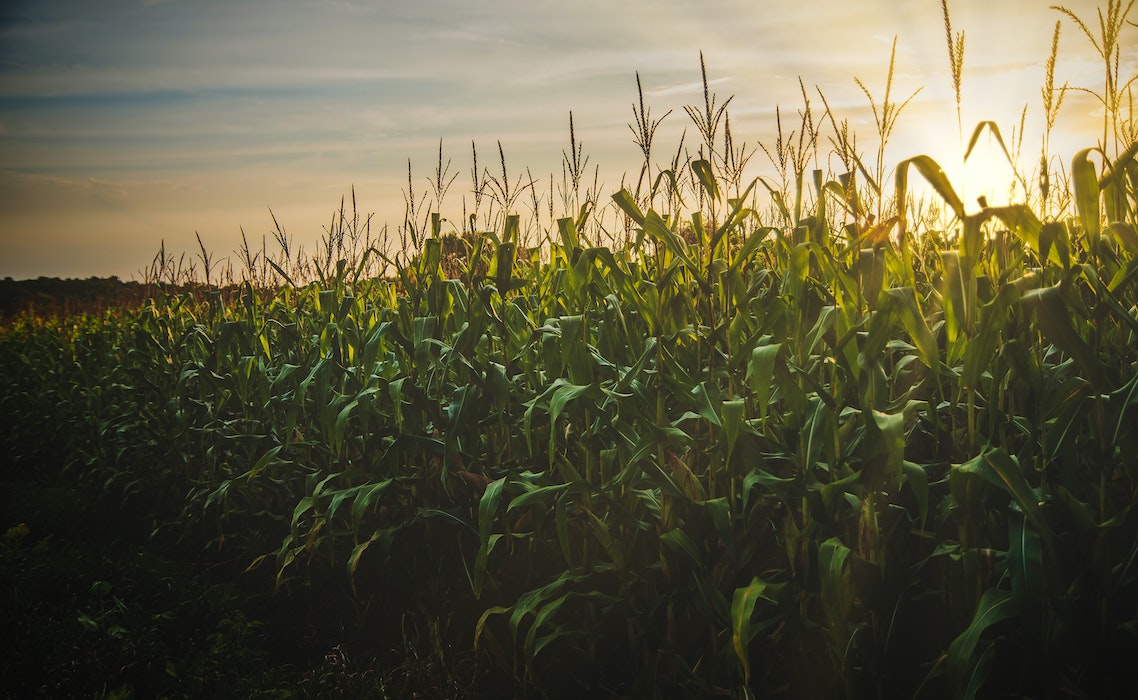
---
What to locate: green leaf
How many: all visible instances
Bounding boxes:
[896,155,964,219]
[702,496,733,549]
[474,606,512,654]
[872,409,905,482]
[1111,372,1138,445]
[731,577,769,683]
[958,215,984,290]
[692,380,723,427]
[963,121,1012,166]
[712,178,759,254]
[524,592,571,659]
[692,159,720,202]
[492,240,517,292]
[722,399,746,466]
[548,380,600,458]
[818,537,853,649]
[291,496,316,531]
[389,377,406,429]
[1038,221,1071,269]
[954,448,1046,536]
[942,250,972,343]
[990,205,1047,263]
[1108,222,1138,256]
[555,493,573,567]
[474,477,506,597]
[1019,284,1103,386]
[903,461,929,531]
[347,526,399,592]
[350,479,393,536]
[859,247,885,309]
[642,210,712,295]
[508,575,572,635]
[508,483,570,512]
[333,397,359,456]
[962,284,1018,391]
[742,469,799,511]
[801,395,832,472]
[660,528,703,570]
[747,343,782,426]
[1079,262,1138,337]
[326,485,359,525]
[244,445,283,479]
[947,587,1018,695]
[728,226,778,274]
[611,188,646,226]
[617,337,658,392]
[1007,511,1042,613]
[556,216,580,253]
[802,305,837,359]
[755,175,792,223]
[818,469,861,516]
[582,507,628,578]
[1072,148,1100,241]
[892,286,938,370]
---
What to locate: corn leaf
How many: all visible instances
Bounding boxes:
[947,587,1018,695]
[731,576,770,684]
[1072,148,1101,241]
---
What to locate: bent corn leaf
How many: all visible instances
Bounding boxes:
[731,577,770,684]
[947,587,1019,695]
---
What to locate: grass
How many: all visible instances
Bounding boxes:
[2,2,1137,697]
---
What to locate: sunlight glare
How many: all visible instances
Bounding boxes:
[959,133,1019,211]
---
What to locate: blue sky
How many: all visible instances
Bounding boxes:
[0,0,1122,279]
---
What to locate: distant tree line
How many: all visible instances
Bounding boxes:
[0,277,150,322]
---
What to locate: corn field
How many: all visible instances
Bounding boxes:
[3,3,1138,697]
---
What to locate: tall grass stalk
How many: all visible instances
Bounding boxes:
[1052,0,1138,157]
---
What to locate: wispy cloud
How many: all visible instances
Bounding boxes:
[648,77,733,98]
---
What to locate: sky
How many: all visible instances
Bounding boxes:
[0,0,1128,280]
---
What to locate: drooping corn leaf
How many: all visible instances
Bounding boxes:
[947,587,1019,696]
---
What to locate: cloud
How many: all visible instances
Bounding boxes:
[648,77,733,99]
